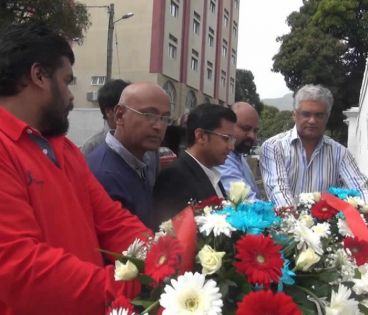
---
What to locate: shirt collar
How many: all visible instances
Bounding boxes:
[105,131,146,171]
[0,107,41,141]
[290,125,329,148]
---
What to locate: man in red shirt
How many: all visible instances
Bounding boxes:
[0,22,152,314]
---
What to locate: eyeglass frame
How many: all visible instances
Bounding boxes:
[120,104,172,125]
[203,129,236,145]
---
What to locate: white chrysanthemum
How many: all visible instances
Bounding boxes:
[328,249,356,281]
[325,284,360,315]
[292,221,323,255]
[312,222,331,238]
[298,193,317,205]
[195,213,235,237]
[337,218,353,237]
[203,206,213,215]
[160,272,223,315]
[353,272,368,295]
[122,238,147,260]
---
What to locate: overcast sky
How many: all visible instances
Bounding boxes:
[236,0,303,100]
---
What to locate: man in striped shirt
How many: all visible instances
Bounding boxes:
[260,84,368,208]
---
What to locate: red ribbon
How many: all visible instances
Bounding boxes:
[322,192,368,241]
[172,206,197,273]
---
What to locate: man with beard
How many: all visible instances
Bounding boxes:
[217,102,261,200]
[0,22,151,315]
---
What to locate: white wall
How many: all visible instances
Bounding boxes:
[344,58,368,176]
[67,108,104,147]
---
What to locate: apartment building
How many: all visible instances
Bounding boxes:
[70,0,240,120]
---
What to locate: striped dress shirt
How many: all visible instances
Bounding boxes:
[260,126,368,208]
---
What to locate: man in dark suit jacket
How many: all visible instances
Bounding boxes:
[153,103,237,227]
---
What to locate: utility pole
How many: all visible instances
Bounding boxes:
[106,3,114,82]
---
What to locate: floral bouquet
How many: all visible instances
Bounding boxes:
[105,183,368,315]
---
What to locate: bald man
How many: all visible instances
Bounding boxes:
[87,82,171,229]
[217,102,260,200]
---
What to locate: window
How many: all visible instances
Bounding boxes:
[224,9,229,27]
[168,34,178,59]
[230,77,235,94]
[209,0,216,13]
[191,49,199,71]
[163,80,176,114]
[193,11,200,34]
[70,76,77,85]
[222,39,228,57]
[221,70,226,87]
[185,90,197,112]
[231,49,236,65]
[233,21,238,37]
[234,0,239,9]
[208,27,214,47]
[170,1,179,17]
[207,61,213,80]
[91,76,105,86]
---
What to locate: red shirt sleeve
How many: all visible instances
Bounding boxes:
[0,140,152,315]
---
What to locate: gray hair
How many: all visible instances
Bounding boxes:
[294,84,334,114]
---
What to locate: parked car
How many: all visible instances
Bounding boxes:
[159,146,177,168]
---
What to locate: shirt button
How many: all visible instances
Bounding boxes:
[42,149,48,155]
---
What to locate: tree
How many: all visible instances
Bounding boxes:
[235,69,264,113]
[0,0,90,41]
[273,0,368,142]
[258,105,294,141]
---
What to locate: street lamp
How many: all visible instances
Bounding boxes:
[106,3,134,81]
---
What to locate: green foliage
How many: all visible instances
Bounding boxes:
[235,69,264,113]
[273,0,368,143]
[259,105,294,141]
[0,0,91,41]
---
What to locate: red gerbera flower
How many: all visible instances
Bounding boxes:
[194,195,223,211]
[311,200,338,221]
[106,294,135,315]
[234,234,283,288]
[344,237,368,266]
[144,236,182,284]
[236,290,302,315]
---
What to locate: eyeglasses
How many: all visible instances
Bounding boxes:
[123,104,172,125]
[204,129,236,145]
[295,110,327,120]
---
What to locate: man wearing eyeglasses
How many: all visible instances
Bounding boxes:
[153,103,236,227]
[260,84,368,208]
[217,102,261,200]
[87,82,170,229]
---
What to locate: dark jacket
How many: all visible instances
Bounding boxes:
[153,152,226,227]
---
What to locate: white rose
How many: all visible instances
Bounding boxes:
[197,245,225,275]
[361,204,368,213]
[296,248,321,271]
[229,181,249,205]
[114,260,138,281]
[313,192,321,202]
[346,197,358,209]
[299,214,314,228]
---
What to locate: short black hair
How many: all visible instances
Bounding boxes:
[0,21,75,96]
[97,79,130,119]
[186,103,237,146]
